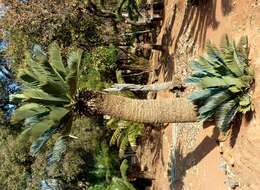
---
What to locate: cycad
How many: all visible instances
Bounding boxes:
[108,118,143,158]
[186,35,254,132]
[10,42,82,158]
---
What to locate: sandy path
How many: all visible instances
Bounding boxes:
[139,0,260,189]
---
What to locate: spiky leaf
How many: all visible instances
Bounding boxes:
[215,99,239,131]
[47,136,68,169]
[30,127,58,156]
[187,35,254,132]
[66,49,83,98]
[11,103,49,124]
[48,42,66,80]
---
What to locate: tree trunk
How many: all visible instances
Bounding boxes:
[76,91,197,123]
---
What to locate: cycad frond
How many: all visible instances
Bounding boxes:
[110,125,124,146]
[48,42,67,80]
[187,35,254,132]
[30,127,58,156]
[108,119,143,157]
[66,49,83,98]
[127,123,142,149]
[10,43,83,156]
[47,136,68,171]
[119,136,129,158]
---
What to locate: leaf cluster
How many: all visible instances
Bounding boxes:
[10,43,82,157]
[108,118,144,158]
[187,35,254,131]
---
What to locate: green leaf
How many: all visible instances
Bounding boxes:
[190,59,220,77]
[239,95,251,106]
[47,107,70,122]
[66,49,83,98]
[239,104,251,113]
[39,79,68,98]
[200,77,227,88]
[221,43,243,77]
[110,126,124,146]
[119,136,129,158]
[48,42,66,80]
[47,136,68,168]
[106,177,136,190]
[30,127,58,156]
[199,91,232,120]
[189,88,224,103]
[11,103,49,124]
[120,160,129,181]
[222,76,244,88]
[216,99,239,132]
[185,76,202,84]
[237,35,249,59]
[228,86,240,93]
[18,68,38,86]
[26,107,69,138]
[30,119,57,137]
[127,124,142,149]
[22,88,70,105]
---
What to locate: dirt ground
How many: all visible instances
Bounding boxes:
[137,0,260,190]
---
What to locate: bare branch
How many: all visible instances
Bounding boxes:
[103,81,184,92]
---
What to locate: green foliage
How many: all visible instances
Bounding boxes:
[2,0,103,66]
[10,43,83,155]
[80,46,119,90]
[88,158,137,190]
[0,128,32,190]
[187,35,254,131]
[106,160,136,190]
[108,118,144,158]
[28,117,108,189]
[86,46,119,75]
[30,127,58,156]
[106,177,136,190]
[90,142,120,183]
[80,67,111,90]
[88,183,107,190]
[117,0,142,21]
[46,136,68,170]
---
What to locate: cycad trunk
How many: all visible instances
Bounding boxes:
[76,91,197,123]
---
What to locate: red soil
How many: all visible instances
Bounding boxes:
[139,0,260,189]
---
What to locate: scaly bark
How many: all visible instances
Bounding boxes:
[76,91,197,123]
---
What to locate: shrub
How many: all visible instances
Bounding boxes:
[187,35,254,132]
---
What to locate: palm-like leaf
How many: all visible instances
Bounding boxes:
[46,136,68,172]
[108,119,143,158]
[10,42,82,156]
[187,35,254,131]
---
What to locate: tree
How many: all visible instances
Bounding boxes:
[10,42,196,157]
[11,36,254,157]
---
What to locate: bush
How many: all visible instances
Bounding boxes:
[187,35,254,132]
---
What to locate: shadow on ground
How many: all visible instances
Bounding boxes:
[167,127,219,190]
